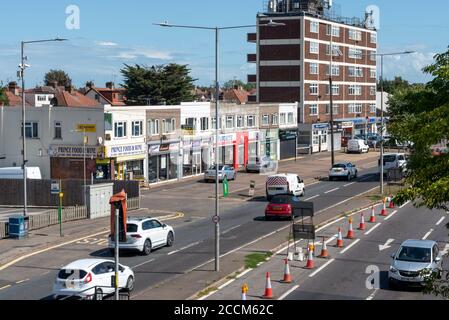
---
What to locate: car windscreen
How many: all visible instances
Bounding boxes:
[396,246,431,263]
[126,223,138,233]
[383,155,396,163]
[58,269,87,280]
[209,165,224,170]
[332,164,347,169]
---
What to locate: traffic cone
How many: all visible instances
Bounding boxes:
[282,259,293,283]
[336,228,344,247]
[389,196,395,209]
[369,206,376,223]
[241,284,248,301]
[319,240,329,258]
[346,217,355,239]
[306,245,315,269]
[358,213,366,231]
[381,198,388,216]
[263,272,274,299]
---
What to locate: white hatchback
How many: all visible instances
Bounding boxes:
[52,259,134,300]
[108,217,175,255]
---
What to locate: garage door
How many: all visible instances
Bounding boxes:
[280,139,296,160]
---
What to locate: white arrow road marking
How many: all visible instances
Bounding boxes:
[379,239,395,251]
[422,229,434,240]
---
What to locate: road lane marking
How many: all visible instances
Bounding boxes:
[15,279,29,284]
[197,290,218,300]
[179,242,200,252]
[222,225,242,234]
[325,188,339,194]
[305,195,320,201]
[400,201,411,209]
[343,182,356,187]
[340,239,361,254]
[366,288,380,300]
[0,285,11,291]
[325,235,337,245]
[278,285,300,300]
[167,250,180,256]
[218,279,236,290]
[422,229,434,240]
[364,223,381,235]
[131,258,155,269]
[236,268,253,279]
[384,210,398,221]
[309,259,335,278]
[436,217,445,226]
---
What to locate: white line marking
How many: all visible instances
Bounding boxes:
[167,250,180,256]
[179,242,200,252]
[343,182,356,187]
[436,217,445,226]
[197,290,218,300]
[236,268,253,279]
[309,259,335,278]
[15,279,29,284]
[316,217,345,232]
[422,229,434,240]
[222,225,242,234]
[278,285,300,300]
[325,235,337,245]
[131,258,155,269]
[400,201,411,209]
[0,285,11,291]
[218,279,236,290]
[340,239,361,254]
[325,188,340,194]
[366,288,379,300]
[364,223,381,235]
[384,210,398,221]
[305,195,320,201]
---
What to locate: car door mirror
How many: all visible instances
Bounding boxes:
[435,256,442,263]
[390,252,396,259]
[162,224,167,228]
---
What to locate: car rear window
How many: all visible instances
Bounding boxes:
[333,164,347,169]
[58,269,87,280]
[384,155,396,163]
[126,223,138,233]
[271,197,290,204]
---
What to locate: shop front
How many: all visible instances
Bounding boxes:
[260,129,279,160]
[182,137,211,177]
[279,129,298,160]
[336,117,380,140]
[148,141,180,184]
[298,123,329,154]
[212,133,237,169]
[106,143,146,181]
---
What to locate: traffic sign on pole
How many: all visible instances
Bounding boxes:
[212,215,220,224]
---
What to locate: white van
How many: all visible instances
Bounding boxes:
[347,139,369,154]
[0,167,42,180]
[266,174,305,201]
[379,153,407,174]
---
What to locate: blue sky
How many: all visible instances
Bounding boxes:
[0,0,448,88]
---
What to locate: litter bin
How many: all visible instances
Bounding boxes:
[8,215,29,239]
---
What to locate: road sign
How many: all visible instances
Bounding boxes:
[223,177,229,198]
[248,180,256,197]
[212,215,220,224]
[51,180,60,195]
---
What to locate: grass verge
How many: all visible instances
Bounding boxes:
[244,252,273,269]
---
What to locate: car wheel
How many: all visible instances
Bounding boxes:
[142,239,152,256]
[355,171,358,178]
[347,174,351,181]
[125,276,134,292]
[95,288,103,301]
[166,231,174,247]
[388,278,397,290]
[301,189,305,197]
[232,173,237,181]
[329,176,333,181]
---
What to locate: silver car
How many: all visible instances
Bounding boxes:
[204,165,236,182]
[246,156,277,173]
[328,162,358,181]
[389,240,443,288]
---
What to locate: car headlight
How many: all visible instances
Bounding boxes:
[389,266,398,274]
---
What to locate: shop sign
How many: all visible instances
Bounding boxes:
[312,123,329,130]
[76,124,97,133]
[109,143,146,157]
[149,145,160,154]
[192,140,201,149]
[213,133,236,146]
[159,144,170,152]
[248,131,261,142]
[341,122,354,129]
[265,129,279,140]
[49,145,100,158]
[280,130,297,141]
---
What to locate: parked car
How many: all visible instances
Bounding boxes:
[108,217,175,256]
[329,162,358,181]
[204,165,236,182]
[0,167,42,180]
[378,153,407,175]
[388,240,442,288]
[265,194,301,221]
[347,139,369,154]
[52,259,134,300]
[246,156,277,173]
[367,135,382,148]
[266,174,305,201]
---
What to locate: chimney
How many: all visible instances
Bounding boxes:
[106,82,114,89]
[65,85,73,94]
[8,81,19,96]
[85,81,94,89]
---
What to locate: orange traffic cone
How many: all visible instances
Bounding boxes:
[369,206,376,223]
[381,198,388,216]
[389,196,395,209]
[263,272,274,299]
[306,245,315,269]
[346,217,355,239]
[282,259,293,283]
[336,228,344,247]
[319,239,329,258]
[358,213,366,231]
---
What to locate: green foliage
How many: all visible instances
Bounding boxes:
[222,79,255,91]
[44,69,72,87]
[121,63,196,105]
[0,85,8,106]
[377,76,412,94]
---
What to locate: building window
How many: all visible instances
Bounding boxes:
[226,115,235,129]
[370,51,377,61]
[237,116,244,128]
[272,114,278,125]
[211,117,222,130]
[370,69,376,79]
[326,84,340,96]
[148,119,159,136]
[370,86,376,96]
[309,83,319,95]
[325,104,339,115]
[200,117,209,131]
[348,85,362,96]
[331,25,340,37]
[349,29,362,41]
[185,118,197,130]
[287,112,294,124]
[262,114,270,126]
[348,103,363,114]
[309,105,318,116]
[326,65,340,76]
[370,33,377,44]
[326,44,340,56]
[310,63,319,75]
[132,121,143,137]
[54,121,62,140]
[310,41,319,54]
[247,115,256,128]
[162,118,175,134]
[21,121,39,138]
[349,48,362,59]
[348,66,363,77]
[310,21,319,33]
[370,104,377,113]
[279,113,286,125]
[114,121,127,138]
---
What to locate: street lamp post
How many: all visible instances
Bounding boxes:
[19,38,67,217]
[155,19,284,271]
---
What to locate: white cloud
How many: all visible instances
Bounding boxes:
[96,41,119,47]
[113,48,173,60]
[382,50,436,83]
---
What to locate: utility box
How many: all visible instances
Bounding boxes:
[86,183,114,219]
[9,215,29,239]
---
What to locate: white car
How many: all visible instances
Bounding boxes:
[52,259,134,300]
[266,174,305,201]
[347,139,369,154]
[329,162,358,181]
[109,217,175,255]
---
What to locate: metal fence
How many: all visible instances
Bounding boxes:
[0,221,7,239]
[127,197,140,211]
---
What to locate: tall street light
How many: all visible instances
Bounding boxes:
[155,19,284,272]
[19,38,67,217]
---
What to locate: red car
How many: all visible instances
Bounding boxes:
[265,195,301,220]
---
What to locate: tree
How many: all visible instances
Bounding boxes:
[389,47,449,298]
[44,69,72,88]
[377,76,411,94]
[121,63,195,105]
[222,79,255,91]
[0,85,8,106]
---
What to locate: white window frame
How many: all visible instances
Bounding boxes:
[54,121,62,140]
[326,84,340,96]
[309,63,319,75]
[326,65,340,76]
[148,119,159,136]
[370,33,377,44]
[279,113,286,125]
[262,114,270,126]
[132,120,143,137]
[309,105,318,116]
[309,83,319,95]
[370,69,376,79]
[349,29,362,41]
[236,115,244,128]
[326,44,340,56]
[200,117,209,131]
[287,112,294,124]
[310,21,319,33]
[309,41,319,54]
[370,86,376,96]
[271,113,278,125]
[349,48,363,59]
[114,121,127,138]
[370,104,377,113]
[226,115,235,129]
[348,103,363,114]
[162,118,175,134]
[348,85,362,96]
[247,115,256,128]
